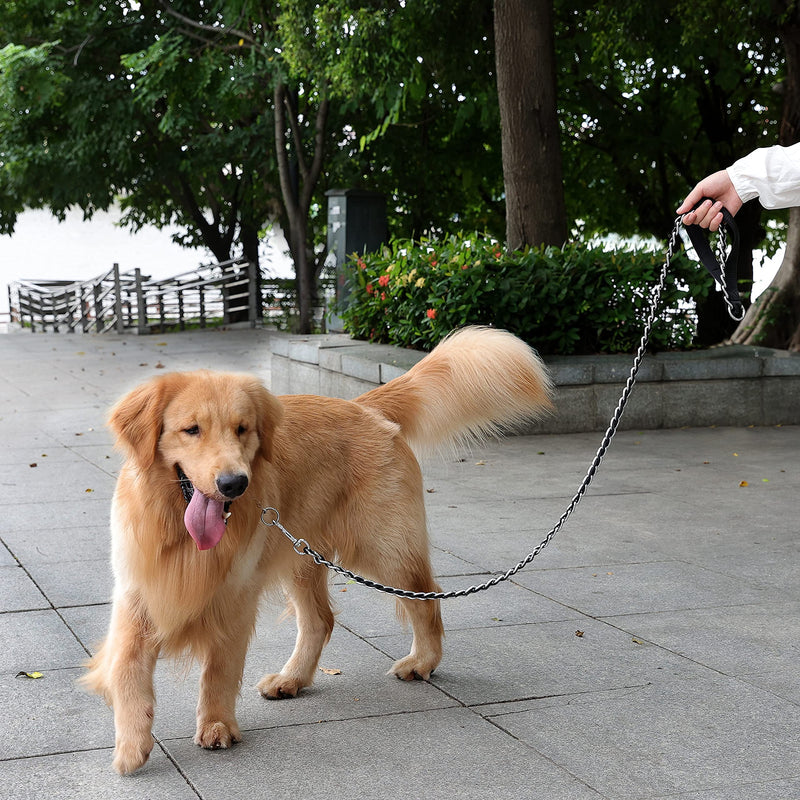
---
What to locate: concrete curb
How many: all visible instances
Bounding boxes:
[269,334,800,432]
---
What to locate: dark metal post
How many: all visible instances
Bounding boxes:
[325,189,387,332]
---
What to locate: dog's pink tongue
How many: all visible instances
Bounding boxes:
[184,490,226,551]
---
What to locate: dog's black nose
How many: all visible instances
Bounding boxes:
[216,473,249,499]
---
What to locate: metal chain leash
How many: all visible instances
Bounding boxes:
[713,224,746,322]
[257,216,704,600]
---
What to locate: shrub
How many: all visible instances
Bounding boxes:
[338,231,709,355]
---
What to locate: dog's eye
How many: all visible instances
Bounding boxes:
[237,424,247,436]
[183,425,200,436]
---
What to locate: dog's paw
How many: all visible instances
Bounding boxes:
[194,720,242,750]
[257,672,304,700]
[389,655,436,682]
[112,736,153,775]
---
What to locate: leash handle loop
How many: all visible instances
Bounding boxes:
[684,199,745,321]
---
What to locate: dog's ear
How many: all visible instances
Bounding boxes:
[108,374,179,470]
[245,379,283,462]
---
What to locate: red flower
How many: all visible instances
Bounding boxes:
[378,274,390,287]
[357,258,367,270]
[380,292,386,301]
[426,309,437,320]
[366,283,374,295]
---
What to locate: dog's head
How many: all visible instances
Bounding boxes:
[109,370,283,551]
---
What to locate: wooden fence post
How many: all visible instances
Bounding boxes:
[66,288,75,332]
[93,280,103,333]
[113,263,124,333]
[81,284,90,333]
[23,288,33,331]
[48,292,57,332]
[135,269,147,335]
[247,259,259,327]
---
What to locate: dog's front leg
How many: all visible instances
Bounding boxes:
[193,601,258,750]
[88,598,160,775]
[257,566,335,699]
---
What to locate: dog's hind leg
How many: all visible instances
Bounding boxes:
[257,564,334,700]
[386,552,444,681]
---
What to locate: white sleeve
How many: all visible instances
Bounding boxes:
[726,143,800,209]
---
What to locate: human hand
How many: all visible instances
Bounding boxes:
[676,170,743,231]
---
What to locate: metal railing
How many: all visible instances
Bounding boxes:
[6,259,324,334]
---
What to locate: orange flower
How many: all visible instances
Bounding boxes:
[366,283,374,295]
[380,292,386,301]
[378,274,390,287]
[357,258,367,270]
[426,309,436,320]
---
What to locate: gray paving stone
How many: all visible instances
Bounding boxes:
[483,674,800,799]
[162,707,605,800]
[0,563,50,612]
[0,746,197,800]
[1,497,110,534]
[0,609,88,673]
[606,602,800,681]
[374,617,695,706]
[23,557,113,608]
[0,541,17,566]
[660,779,800,800]
[513,560,770,617]
[0,457,115,503]
[60,603,112,654]
[1,666,116,761]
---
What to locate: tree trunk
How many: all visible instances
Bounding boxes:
[494,0,567,251]
[274,81,329,334]
[730,207,800,349]
[730,10,800,351]
[240,220,261,322]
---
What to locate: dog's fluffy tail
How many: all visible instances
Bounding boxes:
[356,326,553,455]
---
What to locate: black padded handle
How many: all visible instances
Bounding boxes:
[684,200,744,320]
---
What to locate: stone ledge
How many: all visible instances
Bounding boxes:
[268,334,800,432]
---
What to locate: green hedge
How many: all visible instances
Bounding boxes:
[338,232,710,355]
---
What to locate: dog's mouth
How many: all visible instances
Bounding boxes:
[176,465,232,551]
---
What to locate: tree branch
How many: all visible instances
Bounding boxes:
[274,82,298,220]
[158,0,257,47]
[301,94,329,212]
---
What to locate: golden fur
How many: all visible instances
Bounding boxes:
[83,326,553,774]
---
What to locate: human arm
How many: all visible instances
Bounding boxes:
[677,144,800,231]
[676,170,743,232]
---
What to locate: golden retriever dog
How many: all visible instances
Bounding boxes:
[83,326,553,774]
